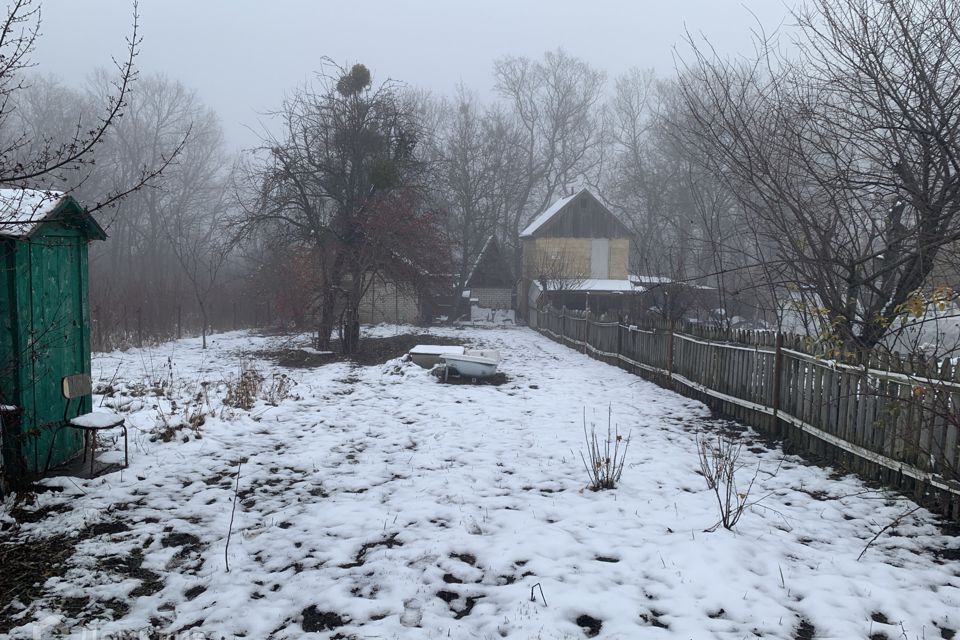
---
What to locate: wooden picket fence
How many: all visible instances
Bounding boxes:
[532,305,960,520]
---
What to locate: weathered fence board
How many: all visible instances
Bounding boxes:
[531,306,960,520]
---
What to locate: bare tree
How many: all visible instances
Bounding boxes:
[165,201,233,349]
[603,70,753,324]
[0,1,181,215]
[676,0,960,356]
[77,74,227,343]
[493,49,606,274]
[0,3,195,350]
[436,87,512,316]
[238,61,443,353]
[159,110,235,349]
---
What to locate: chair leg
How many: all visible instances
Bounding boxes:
[122,425,128,469]
[89,431,96,477]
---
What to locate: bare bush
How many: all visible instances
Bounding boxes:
[696,431,760,531]
[263,373,294,406]
[580,407,631,491]
[224,365,263,410]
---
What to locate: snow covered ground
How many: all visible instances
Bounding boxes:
[2,325,959,639]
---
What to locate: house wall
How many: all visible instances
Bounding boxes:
[358,277,421,324]
[472,287,512,310]
[522,237,630,281]
[608,240,630,279]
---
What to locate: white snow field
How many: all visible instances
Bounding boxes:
[3,325,959,639]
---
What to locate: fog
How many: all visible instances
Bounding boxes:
[8,0,955,360]
[34,0,790,149]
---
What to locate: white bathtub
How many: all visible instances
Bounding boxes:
[409,345,465,369]
[440,349,501,378]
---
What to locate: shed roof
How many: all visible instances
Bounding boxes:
[465,236,513,288]
[0,188,106,240]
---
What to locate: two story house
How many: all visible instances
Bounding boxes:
[519,188,635,318]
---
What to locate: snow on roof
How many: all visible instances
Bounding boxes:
[0,188,66,238]
[630,274,672,286]
[559,278,642,293]
[519,189,584,238]
[630,274,716,290]
[464,235,494,287]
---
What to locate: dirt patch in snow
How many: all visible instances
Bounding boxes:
[348,334,467,366]
[794,620,816,639]
[302,606,349,632]
[257,347,338,369]
[434,369,510,386]
[0,516,147,633]
[0,533,75,633]
[340,532,403,569]
[576,614,603,637]
[258,333,467,368]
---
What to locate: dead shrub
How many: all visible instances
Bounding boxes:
[696,431,760,531]
[580,407,631,491]
[263,373,293,405]
[224,365,263,410]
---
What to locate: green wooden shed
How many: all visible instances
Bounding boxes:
[0,188,106,482]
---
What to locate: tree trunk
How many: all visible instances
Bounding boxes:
[316,287,337,351]
[200,305,208,350]
[340,305,360,355]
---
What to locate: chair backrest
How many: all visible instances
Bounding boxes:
[62,374,92,400]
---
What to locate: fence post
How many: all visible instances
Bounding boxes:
[772,332,783,436]
[561,306,567,342]
[584,309,591,354]
[617,314,623,368]
[667,320,675,381]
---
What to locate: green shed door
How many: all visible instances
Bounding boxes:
[22,232,86,470]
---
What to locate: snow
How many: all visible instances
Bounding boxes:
[470,305,516,323]
[408,345,465,356]
[2,326,959,639]
[0,188,65,238]
[300,347,333,356]
[520,190,581,238]
[630,274,672,286]
[69,410,125,429]
[563,278,640,293]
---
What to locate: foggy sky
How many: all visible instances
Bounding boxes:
[32,1,792,150]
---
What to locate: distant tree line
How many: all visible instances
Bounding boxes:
[3,0,960,359]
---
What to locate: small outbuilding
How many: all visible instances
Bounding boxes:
[464,236,514,313]
[0,189,106,482]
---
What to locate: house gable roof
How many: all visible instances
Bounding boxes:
[520,191,579,238]
[466,236,513,288]
[520,188,630,239]
[0,188,107,240]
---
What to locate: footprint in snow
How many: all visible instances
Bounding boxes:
[400,599,422,627]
